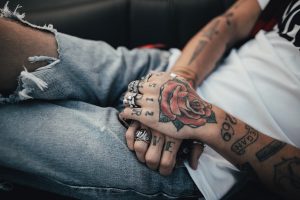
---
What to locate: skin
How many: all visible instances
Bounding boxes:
[125,0,263,174]
[120,72,300,199]
[121,0,300,198]
[0,18,58,94]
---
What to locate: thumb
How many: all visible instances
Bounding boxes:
[188,141,205,170]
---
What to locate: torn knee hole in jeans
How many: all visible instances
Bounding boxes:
[0,2,60,104]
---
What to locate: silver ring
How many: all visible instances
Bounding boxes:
[170,72,177,78]
[123,98,129,106]
[193,140,205,149]
[128,80,140,93]
[126,93,138,108]
[135,129,151,144]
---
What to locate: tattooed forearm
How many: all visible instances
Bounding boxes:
[256,140,286,162]
[224,12,234,26]
[188,40,208,65]
[220,114,237,141]
[274,157,300,192]
[158,78,216,131]
[188,18,220,65]
[203,19,220,40]
[165,141,175,152]
[231,125,259,155]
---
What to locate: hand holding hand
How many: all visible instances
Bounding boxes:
[120,72,217,141]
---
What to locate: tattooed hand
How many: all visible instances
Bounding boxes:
[125,121,183,175]
[120,72,217,141]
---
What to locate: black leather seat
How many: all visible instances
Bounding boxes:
[4,0,234,48]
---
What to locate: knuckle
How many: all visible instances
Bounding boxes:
[159,159,174,170]
[125,131,134,141]
[145,157,159,169]
[134,143,147,154]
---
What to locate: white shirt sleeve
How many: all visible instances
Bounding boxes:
[257,0,270,10]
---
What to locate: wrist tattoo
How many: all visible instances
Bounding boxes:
[256,140,286,162]
[231,125,259,155]
[220,114,237,141]
[158,78,216,131]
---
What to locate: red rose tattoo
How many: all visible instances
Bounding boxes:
[158,78,216,131]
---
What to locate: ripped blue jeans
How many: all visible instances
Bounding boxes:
[0,3,201,199]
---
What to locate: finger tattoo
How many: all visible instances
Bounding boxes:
[132,108,142,116]
[152,136,161,146]
[165,141,175,152]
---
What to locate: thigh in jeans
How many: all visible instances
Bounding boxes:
[0,101,200,199]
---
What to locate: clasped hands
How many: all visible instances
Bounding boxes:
[120,72,215,175]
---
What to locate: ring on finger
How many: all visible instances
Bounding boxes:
[128,80,140,93]
[126,93,138,108]
[193,140,206,149]
[135,129,152,144]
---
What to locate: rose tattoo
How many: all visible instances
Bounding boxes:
[158,78,216,131]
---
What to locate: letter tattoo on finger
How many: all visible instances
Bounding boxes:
[145,111,154,116]
[165,141,175,152]
[132,108,142,116]
[152,136,161,146]
[146,98,154,102]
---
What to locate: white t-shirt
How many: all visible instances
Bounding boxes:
[184,0,300,199]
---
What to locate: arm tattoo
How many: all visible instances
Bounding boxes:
[220,114,237,141]
[203,19,220,40]
[188,40,208,65]
[274,157,300,192]
[256,140,286,162]
[223,12,234,26]
[164,141,175,152]
[158,78,216,131]
[131,108,142,116]
[231,125,259,155]
[152,136,161,146]
[188,19,220,65]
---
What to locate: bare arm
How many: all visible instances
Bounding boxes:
[170,0,262,87]
[121,73,300,199]
[201,106,300,199]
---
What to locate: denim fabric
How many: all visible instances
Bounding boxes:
[0,3,201,199]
